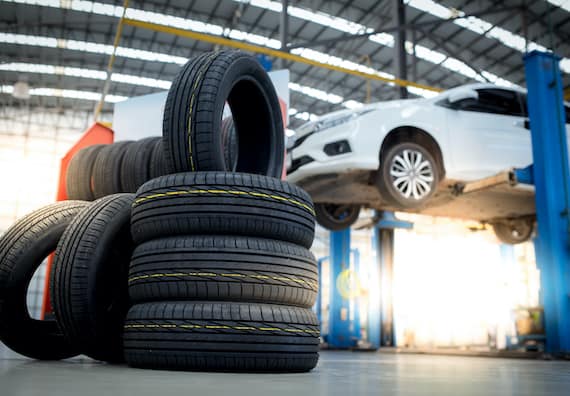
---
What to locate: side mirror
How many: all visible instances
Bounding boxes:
[448,88,478,104]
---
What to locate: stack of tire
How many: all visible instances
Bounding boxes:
[66,137,168,200]
[125,172,319,372]
[0,50,321,372]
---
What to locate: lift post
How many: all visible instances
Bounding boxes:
[324,229,367,348]
[524,50,570,355]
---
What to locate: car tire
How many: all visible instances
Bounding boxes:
[66,145,105,200]
[131,172,315,248]
[377,142,440,208]
[149,138,168,180]
[314,203,361,231]
[0,201,88,360]
[92,141,133,198]
[491,218,534,244]
[51,194,135,363]
[124,301,320,372]
[162,50,284,177]
[129,236,318,307]
[121,138,157,193]
[220,116,239,171]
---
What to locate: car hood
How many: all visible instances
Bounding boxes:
[294,98,426,138]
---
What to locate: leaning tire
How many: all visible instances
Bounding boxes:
[377,142,440,209]
[92,141,132,198]
[0,201,88,360]
[121,137,158,193]
[163,50,284,177]
[129,236,318,307]
[66,145,105,200]
[131,172,315,248]
[314,203,361,231]
[51,194,135,363]
[124,301,320,372]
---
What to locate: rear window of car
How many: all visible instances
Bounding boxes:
[455,88,524,116]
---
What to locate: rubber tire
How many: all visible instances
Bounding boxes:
[0,201,88,360]
[162,50,284,177]
[124,301,320,372]
[377,142,440,209]
[314,203,361,231]
[66,145,105,201]
[220,116,238,171]
[51,194,135,363]
[131,172,315,248]
[129,236,318,307]
[121,138,158,193]
[91,141,133,198]
[491,218,534,244]
[149,138,168,179]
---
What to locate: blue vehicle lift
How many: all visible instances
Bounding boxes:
[320,212,412,350]
[521,50,570,356]
[319,229,362,348]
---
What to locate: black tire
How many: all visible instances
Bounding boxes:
[149,138,169,179]
[163,50,284,177]
[121,138,158,193]
[0,201,88,360]
[314,203,361,231]
[131,172,315,248]
[491,218,534,244]
[220,116,238,171]
[91,141,133,198]
[124,301,320,372]
[129,236,318,307]
[377,142,440,209]
[66,145,105,200]
[51,194,135,362]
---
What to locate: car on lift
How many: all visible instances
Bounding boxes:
[287,83,570,244]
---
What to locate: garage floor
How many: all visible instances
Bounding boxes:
[2,345,569,396]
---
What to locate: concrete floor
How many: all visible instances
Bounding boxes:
[1,345,570,396]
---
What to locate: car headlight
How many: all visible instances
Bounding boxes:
[300,108,375,135]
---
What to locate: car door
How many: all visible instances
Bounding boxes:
[446,88,531,180]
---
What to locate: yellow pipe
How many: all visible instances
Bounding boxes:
[123,18,443,93]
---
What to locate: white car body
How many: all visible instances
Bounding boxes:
[287,83,570,222]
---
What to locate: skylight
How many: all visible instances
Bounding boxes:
[0,85,126,103]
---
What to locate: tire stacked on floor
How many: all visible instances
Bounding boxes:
[124,172,320,372]
[0,50,319,372]
[66,137,167,200]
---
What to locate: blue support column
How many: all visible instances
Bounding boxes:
[351,249,361,343]
[524,50,570,355]
[328,229,355,348]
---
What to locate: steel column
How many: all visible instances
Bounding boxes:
[524,50,570,355]
[278,0,289,69]
[393,0,407,98]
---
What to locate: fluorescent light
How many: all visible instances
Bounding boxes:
[0,62,172,90]
[0,85,126,103]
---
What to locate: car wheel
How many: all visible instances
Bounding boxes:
[315,203,360,231]
[491,218,534,244]
[377,142,439,208]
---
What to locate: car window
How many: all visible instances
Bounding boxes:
[521,94,570,124]
[454,88,524,116]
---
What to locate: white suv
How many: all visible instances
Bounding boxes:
[287,83,570,244]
